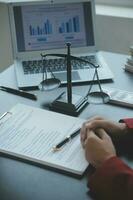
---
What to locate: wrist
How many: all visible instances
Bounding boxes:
[121,123,129,135]
[102,154,117,164]
[95,154,116,169]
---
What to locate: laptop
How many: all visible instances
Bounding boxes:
[8,0,113,90]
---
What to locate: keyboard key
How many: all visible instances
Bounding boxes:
[22,55,98,74]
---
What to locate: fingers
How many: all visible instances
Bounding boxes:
[80,117,105,146]
[86,130,100,140]
[84,128,116,168]
[80,122,87,146]
[96,128,110,140]
[82,129,101,148]
[85,120,107,130]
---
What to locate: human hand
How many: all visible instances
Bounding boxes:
[81,116,127,148]
[83,128,116,168]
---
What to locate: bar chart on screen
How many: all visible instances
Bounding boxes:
[21,3,86,50]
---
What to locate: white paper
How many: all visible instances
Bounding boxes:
[0,104,88,175]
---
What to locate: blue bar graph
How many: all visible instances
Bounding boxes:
[29,19,52,36]
[59,16,80,34]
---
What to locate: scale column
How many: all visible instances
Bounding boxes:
[66,42,72,104]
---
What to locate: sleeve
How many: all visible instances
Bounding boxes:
[88,156,133,200]
[119,118,133,129]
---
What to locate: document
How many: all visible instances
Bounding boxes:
[0,104,88,176]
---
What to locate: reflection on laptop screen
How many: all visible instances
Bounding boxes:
[13,2,95,52]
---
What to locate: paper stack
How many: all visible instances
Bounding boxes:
[0,104,88,176]
[125,46,133,73]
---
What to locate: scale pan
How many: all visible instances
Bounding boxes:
[87,91,110,104]
[38,78,61,91]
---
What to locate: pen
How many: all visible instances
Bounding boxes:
[0,86,37,101]
[52,127,80,152]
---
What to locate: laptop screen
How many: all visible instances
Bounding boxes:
[13,1,95,52]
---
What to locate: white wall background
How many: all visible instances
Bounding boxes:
[96,15,133,55]
[0,3,133,72]
[0,3,12,72]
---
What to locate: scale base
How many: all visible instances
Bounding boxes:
[49,93,88,116]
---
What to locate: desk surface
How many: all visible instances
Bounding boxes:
[0,51,133,200]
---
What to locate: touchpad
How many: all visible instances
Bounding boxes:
[54,71,81,82]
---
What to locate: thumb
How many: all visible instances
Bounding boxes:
[96,128,110,140]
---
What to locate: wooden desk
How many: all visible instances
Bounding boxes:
[0,51,132,200]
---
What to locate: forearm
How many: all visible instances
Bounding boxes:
[88,156,133,200]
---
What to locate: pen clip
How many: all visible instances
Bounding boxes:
[0,111,12,120]
[0,111,12,126]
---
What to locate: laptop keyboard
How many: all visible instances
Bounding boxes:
[22,55,98,75]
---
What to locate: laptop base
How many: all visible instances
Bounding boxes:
[49,93,88,116]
